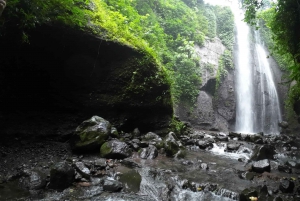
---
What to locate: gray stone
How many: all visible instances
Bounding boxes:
[279,178,294,193]
[252,145,275,161]
[103,179,123,192]
[139,145,158,159]
[110,127,119,138]
[197,140,213,149]
[71,116,111,152]
[50,161,75,190]
[100,140,132,159]
[164,132,179,157]
[239,187,258,201]
[74,162,91,179]
[132,128,140,137]
[200,163,209,170]
[19,169,47,190]
[227,143,240,151]
[252,159,271,173]
[144,132,162,141]
[94,158,107,169]
[278,121,288,129]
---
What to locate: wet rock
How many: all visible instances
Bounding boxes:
[252,159,271,173]
[252,145,275,161]
[164,132,180,157]
[216,133,228,142]
[279,178,294,193]
[200,163,209,170]
[229,132,241,138]
[182,160,194,165]
[19,169,47,190]
[120,159,141,168]
[227,143,240,151]
[278,121,288,129]
[74,162,91,179]
[132,128,140,137]
[139,145,158,159]
[197,139,213,149]
[71,116,111,152]
[239,187,258,201]
[50,161,75,190]
[278,165,292,174]
[100,140,132,159]
[103,179,123,192]
[286,161,300,169]
[144,132,162,141]
[94,158,107,169]
[110,127,119,138]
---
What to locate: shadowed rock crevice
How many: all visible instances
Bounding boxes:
[0,24,173,137]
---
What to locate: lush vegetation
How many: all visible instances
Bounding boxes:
[2,0,234,107]
[242,0,300,109]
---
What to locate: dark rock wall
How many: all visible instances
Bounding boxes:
[0,24,173,137]
[175,38,236,131]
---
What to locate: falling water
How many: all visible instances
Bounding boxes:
[254,32,282,134]
[233,2,282,134]
[234,2,255,133]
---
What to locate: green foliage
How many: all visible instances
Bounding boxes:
[256,4,300,114]
[2,0,234,109]
[214,6,235,51]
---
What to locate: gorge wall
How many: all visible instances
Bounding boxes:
[0,24,173,138]
[176,38,236,131]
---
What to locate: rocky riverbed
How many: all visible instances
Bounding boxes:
[1,116,300,201]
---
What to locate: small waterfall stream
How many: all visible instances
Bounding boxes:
[233,2,282,134]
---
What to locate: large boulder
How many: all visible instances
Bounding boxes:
[103,179,123,192]
[49,161,75,191]
[71,116,111,152]
[100,140,132,159]
[164,132,180,157]
[251,145,276,161]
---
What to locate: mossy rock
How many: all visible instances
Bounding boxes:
[100,140,132,159]
[71,116,111,152]
[164,132,180,157]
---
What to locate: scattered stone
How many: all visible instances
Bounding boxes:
[164,132,180,157]
[252,145,275,161]
[100,140,132,159]
[252,159,271,173]
[278,165,292,174]
[19,169,47,190]
[139,145,158,159]
[279,178,294,193]
[200,163,209,170]
[229,132,241,138]
[120,159,141,168]
[197,139,213,149]
[227,143,240,151]
[132,128,140,137]
[94,158,107,169]
[278,121,288,129]
[239,187,258,201]
[110,127,119,138]
[74,162,91,179]
[182,160,194,165]
[139,141,149,148]
[103,179,123,192]
[71,116,111,152]
[50,161,75,191]
[144,132,162,141]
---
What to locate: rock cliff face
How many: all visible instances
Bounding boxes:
[0,24,173,137]
[176,38,235,131]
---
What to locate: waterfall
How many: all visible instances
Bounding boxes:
[233,2,282,134]
[254,32,282,134]
[234,3,255,133]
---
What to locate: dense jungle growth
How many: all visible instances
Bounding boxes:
[1,0,234,107]
[242,0,300,114]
